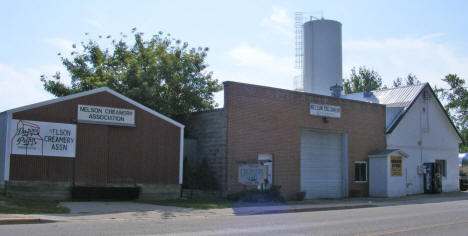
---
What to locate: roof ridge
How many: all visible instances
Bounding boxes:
[372,82,427,92]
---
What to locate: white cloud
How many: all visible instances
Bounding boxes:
[343,34,468,89]
[0,64,56,112]
[227,43,295,88]
[261,6,294,38]
[85,18,103,29]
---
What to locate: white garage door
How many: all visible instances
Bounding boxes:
[301,130,343,199]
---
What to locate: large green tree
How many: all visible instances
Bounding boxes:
[435,74,468,152]
[343,66,383,94]
[40,29,222,121]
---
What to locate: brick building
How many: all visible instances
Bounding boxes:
[185,81,387,199]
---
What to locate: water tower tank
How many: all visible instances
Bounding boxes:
[303,19,342,95]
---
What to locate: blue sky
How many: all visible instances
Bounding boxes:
[1,0,468,111]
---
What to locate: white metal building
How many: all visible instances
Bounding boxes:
[344,83,463,195]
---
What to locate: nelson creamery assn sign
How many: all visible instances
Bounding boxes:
[309,103,341,118]
[10,119,76,157]
[77,104,135,127]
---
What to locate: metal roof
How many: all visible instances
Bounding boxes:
[342,83,463,144]
[341,83,426,108]
[369,149,408,157]
[342,84,426,133]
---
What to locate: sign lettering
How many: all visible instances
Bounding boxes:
[77,104,135,126]
[310,103,341,118]
[10,120,76,158]
[238,164,267,185]
[391,156,402,176]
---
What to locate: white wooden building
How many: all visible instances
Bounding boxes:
[344,83,463,195]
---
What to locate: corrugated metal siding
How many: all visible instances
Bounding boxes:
[371,84,425,108]
[342,84,425,108]
[0,113,7,180]
[74,124,108,186]
[10,156,74,181]
[9,91,180,186]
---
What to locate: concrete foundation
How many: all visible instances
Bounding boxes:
[137,184,181,200]
[6,180,72,200]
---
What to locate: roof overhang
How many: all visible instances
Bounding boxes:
[1,87,184,128]
[368,149,409,158]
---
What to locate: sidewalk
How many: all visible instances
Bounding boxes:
[0,214,43,224]
[2,191,468,224]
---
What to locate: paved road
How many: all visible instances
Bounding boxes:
[2,198,468,236]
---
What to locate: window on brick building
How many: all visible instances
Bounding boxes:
[355,161,367,182]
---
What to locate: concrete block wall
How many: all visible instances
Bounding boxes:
[137,184,181,200]
[184,109,227,192]
[6,180,72,200]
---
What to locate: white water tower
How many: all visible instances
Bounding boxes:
[302,18,342,95]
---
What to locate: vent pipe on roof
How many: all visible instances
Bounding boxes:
[330,83,343,97]
[363,85,372,97]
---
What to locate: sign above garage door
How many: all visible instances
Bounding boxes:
[309,103,341,118]
[78,104,135,127]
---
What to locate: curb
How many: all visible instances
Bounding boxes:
[0,218,43,224]
[237,204,377,215]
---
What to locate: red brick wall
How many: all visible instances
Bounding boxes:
[224,82,386,199]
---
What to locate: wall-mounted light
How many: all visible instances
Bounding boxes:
[322,117,329,123]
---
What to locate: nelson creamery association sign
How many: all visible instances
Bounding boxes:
[10,119,76,157]
[309,103,341,118]
[77,104,135,127]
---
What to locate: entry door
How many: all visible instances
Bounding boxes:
[74,124,108,186]
[300,130,343,199]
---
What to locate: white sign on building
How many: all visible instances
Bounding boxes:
[77,104,135,126]
[238,164,268,185]
[309,103,341,118]
[10,119,77,158]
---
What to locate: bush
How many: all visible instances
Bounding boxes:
[183,158,218,190]
[194,158,218,190]
[182,158,195,189]
[227,185,284,202]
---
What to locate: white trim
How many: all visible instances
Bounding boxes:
[179,128,184,185]
[354,161,368,183]
[4,87,184,129]
[3,112,11,181]
[104,89,184,128]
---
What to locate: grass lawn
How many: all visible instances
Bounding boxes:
[0,195,70,214]
[139,198,233,209]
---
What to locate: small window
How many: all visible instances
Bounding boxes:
[355,161,367,182]
[436,160,447,177]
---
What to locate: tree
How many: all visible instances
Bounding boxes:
[393,77,403,88]
[40,29,223,121]
[405,73,421,85]
[392,74,421,88]
[343,66,383,94]
[435,74,468,152]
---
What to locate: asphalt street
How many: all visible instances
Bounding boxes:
[2,198,468,236]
